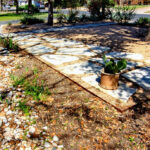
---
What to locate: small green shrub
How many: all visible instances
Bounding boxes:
[67,10,79,24]
[88,0,102,19]
[108,6,135,24]
[20,16,44,25]
[10,71,51,101]
[18,100,30,116]
[103,55,127,74]
[79,14,89,22]
[0,37,19,51]
[19,4,39,13]
[56,13,67,24]
[136,17,150,26]
[10,74,25,87]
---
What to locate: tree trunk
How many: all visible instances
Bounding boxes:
[102,0,105,19]
[47,0,53,26]
[0,0,3,11]
[14,0,19,14]
[28,0,32,14]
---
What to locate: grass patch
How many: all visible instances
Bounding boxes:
[18,100,30,116]
[0,12,48,22]
[0,37,19,51]
[10,69,51,102]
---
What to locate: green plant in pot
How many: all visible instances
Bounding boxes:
[100,55,127,90]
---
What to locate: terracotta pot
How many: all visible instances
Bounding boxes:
[100,69,120,90]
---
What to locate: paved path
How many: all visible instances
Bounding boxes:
[0,24,150,111]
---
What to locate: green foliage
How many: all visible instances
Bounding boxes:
[20,15,44,25]
[19,4,39,13]
[79,14,89,22]
[136,17,150,26]
[10,74,25,87]
[56,13,67,24]
[108,6,135,24]
[67,10,79,24]
[88,0,114,19]
[24,81,50,101]
[10,69,51,102]
[18,100,30,116]
[103,55,127,74]
[54,0,83,8]
[0,37,19,51]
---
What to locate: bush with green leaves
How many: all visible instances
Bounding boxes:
[136,17,150,26]
[108,6,135,24]
[79,14,90,22]
[0,37,19,51]
[88,0,115,20]
[20,16,44,25]
[56,13,67,24]
[19,4,39,13]
[67,10,79,24]
[103,55,127,74]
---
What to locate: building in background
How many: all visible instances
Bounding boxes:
[115,0,150,5]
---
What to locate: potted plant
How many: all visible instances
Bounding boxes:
[100,55,127,90]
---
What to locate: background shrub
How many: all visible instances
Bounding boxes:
[108,6,135,24]
[0,37,19,51]
[136,17,150,26]
[19,5,39,13]
[56,13,67,24]
[20,16,44,25]
[67,10,79,24]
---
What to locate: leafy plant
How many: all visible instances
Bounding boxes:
[18,100,30,116]
[56,13,67,24]
[136,17,150,26]
[0,37,19,51]
[103,55,127,74]
[79,14,89,22]
[67,10,79,24]
[20,15,44,25]
[108,6,135,24]
[10,74,25,87]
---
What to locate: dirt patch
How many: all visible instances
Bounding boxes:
[36,25,150,59]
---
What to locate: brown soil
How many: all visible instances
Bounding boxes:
[37,25,150,59]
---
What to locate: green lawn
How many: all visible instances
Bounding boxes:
[115,5,150,9]
[0,12,49,21]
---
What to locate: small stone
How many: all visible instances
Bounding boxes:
[58,145,64,149]
[6,110,12,115]
[7,91,13,97]
[43,126,48,131]
[53,135,59,142]
[44,142,51,148]
[29,126,36,134]
[0,120,2,127]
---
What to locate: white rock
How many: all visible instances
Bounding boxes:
[5,123,9,126]
[43,126,48,131]
[4,108,8,112]
[52,142,57,147]
[44,142,51,148]
[6,110,12,115]
[7,91,13,97]
[53,135,59,142]
[58,145,64,149]
[29,126,35,134]
[0,120,2,127]
[25,147,32,150]
[14,118,21,125]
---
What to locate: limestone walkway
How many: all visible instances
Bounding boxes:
[0,25,150,111]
